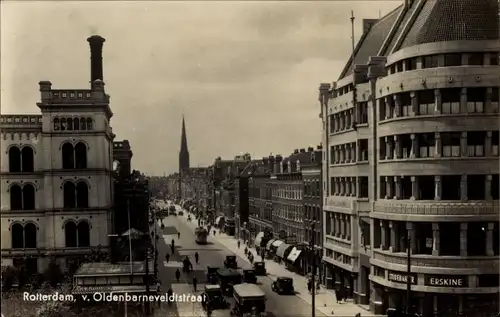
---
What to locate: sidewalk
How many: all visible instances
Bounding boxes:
[178,209,379,317]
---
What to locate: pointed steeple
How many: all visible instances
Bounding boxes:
[179,115,190,172]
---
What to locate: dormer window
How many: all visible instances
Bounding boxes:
[280,161,284,173]
[311,153,315,163]
[296,160,301,171]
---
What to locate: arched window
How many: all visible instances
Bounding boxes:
[63,182,76,208]
[77,221,90,247]
[24,223,37,248]
[10,185,22,210]
[73,118,80,130]
[22,184,36,210]
[53,118,60,130]
[76,181,89,208]
[74,142,87,169]
[80,118,86,130]
[62,143,75,169]
[86,118,93,130]
[67,118,74,130]
[65,221,77,247]
[8,147,21,172]
[60,118,67,131]
[11,223,24,248]
[21,147,34,172]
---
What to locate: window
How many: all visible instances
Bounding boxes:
[9,184,35,210]
[490,53,499,66]
[404,58,417,71]
[467,53,484,66]
[8,146,34,173]
[11,222,37,249]
[359,177,369,198]
[422,55,438,68]
[63,181,89,209]
[62,142,88,169]
[444,54,461,67]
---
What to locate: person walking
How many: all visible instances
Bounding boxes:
[192,276,198,292]
[175,268,181,282]
[167,287,173,306]
[195,252,199,264]
[237,240,241,249]
[213,230,216,236]
[165,253,170,263]
[177,232,180,239]
[307,279,312,294]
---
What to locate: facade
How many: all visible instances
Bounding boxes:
[0,35,114,274]
[301,146,323,277]
[320,1,499,316]
[246,159,273,245]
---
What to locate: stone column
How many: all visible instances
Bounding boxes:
[393,135,402,159]
[434,176,442,200]
[346,178,351,196]
[411,176,419,200]
[340,112,346,130]
[460,88,468,114]
[434,89,442,114]
[389,221,399,252]
[407,222,417,253]
[485,131,492,157]
[485,175,492,200]
[346,216,351,240]
[385,96,391,120]
[460,175,468,201]
[410,133,419,158]
[334,114,339,132]
[341,215,346,239]
[485,87,492,113]
[394,176,402,200]
[460,223,468,256]
[460,132,468,157]
[335,214,341,237]
[393,94,401,118]
[341,145,345,163]
[385,176,393,199]
[351,177,357,197]
[486,222,494,256]
[351,143,357,162]
[335,146,340,163]
[432,223,440,256]
[434,132,442,157]
[348,109,354,128]
[380,221,387,250]
[410,91,418,116]
[385,136,393,159]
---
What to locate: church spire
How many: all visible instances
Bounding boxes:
[179,115,190,172]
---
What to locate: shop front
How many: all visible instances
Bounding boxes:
[286,246,304,274]
[224,218,235,236]
[275,243,293,263]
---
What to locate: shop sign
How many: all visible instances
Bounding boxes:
[387,271,417,284]
[424,275,468,287]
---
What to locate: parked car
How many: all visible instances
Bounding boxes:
[271,277,294,295]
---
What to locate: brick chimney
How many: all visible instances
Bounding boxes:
[268,156,275,174]
[308,147,314,152]
[87,35,105,89]
[317,145,323,150]
[299,148,306,153]
[293,149,299,154]
[274,155,283,174]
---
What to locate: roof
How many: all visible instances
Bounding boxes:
[217,268,241,277]
[74,262,154,277]
[233,283,266,297]
[398,0,499,51]
[339,6,401,79]
[339,0,499,80]
[205,284,221,290]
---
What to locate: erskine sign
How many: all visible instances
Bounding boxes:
[424,275,468,287]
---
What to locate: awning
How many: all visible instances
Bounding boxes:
[254,232,265,246]
[215,216,224,225]
[276,243,293,258]
[266,239,276,250]
[271,240,284,249]
[287,247,302,263]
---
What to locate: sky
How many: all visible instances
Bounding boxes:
[1,0,400,175]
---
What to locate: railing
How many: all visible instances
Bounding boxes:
[0,115,42,125]
[374,200,499,215]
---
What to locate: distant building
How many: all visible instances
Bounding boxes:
[319,1,499,316]
[1,35,115,274]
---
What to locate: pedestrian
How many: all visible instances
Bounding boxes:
[165,253,170,263]
[195,252,199,264]
[192,276,198,292]
[343,288,348,302]
[167,287,173,306]
[307,279,312,294]
[237,240,241,249]
[175,269,181,282]
[334,288,341,303]
[213,230,216,236]
[178,232,181,239]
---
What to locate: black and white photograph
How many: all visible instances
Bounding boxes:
[1,1,499,317]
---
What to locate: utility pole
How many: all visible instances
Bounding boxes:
[311,220,316,317]
[406,233,412,315]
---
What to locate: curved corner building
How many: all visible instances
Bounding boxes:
[319,1,499,316]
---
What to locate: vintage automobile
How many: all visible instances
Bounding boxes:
[206,266,220,284]
[201,284,228,310]
[195,227,209,245]
[230,283,267,317]
[242,269,257,284]
[271,277,294,295]
[178,210,184,216]
[253,262,266,276]
[169,210,177,216]
[216,268,242,295]
[224,255,238,269]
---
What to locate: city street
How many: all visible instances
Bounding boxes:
[153,209,326,317]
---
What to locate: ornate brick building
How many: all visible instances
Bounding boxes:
[320,1,499,316]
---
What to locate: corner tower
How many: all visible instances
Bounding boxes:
[179,116,190,172]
